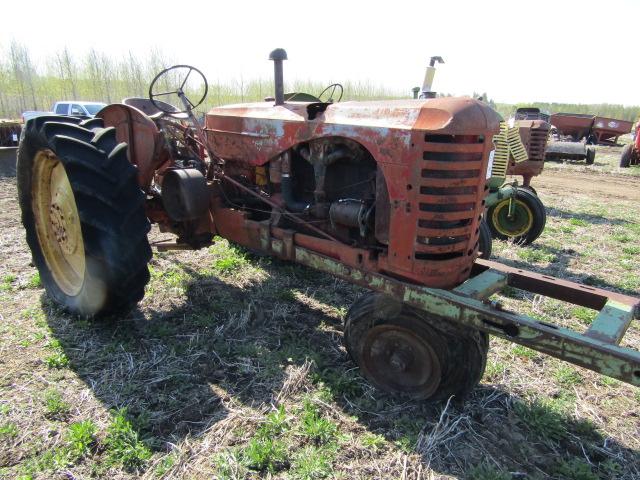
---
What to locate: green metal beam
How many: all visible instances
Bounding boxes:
[586,300,634,345]
[453,269,508,300]
[287,244,640,387]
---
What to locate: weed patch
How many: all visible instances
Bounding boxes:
[43,389,71,419]
[104,409,152,472]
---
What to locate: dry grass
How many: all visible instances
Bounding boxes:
[0,140,639,479]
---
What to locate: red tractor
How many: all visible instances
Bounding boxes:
[620,123,640,167]
[17,49,640,400]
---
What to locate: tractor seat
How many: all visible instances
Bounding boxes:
[122,97,188,119]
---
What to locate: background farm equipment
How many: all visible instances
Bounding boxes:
[412,64,550,248]
[17,49,640,402]
[484,114,549,245]
[591,116,633,145]
[620,122,640,167]
[546,112,632,163]
[0,119,21,176]
[546,113,596,163]
[0,119,21,146]
[549,113,594,142]
[545,140,596,164]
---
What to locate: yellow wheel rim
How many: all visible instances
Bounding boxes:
[491,198,534,238]
[32,149,85,296]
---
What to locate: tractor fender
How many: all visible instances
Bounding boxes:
[97,104,167,189]
[484,184,517,209]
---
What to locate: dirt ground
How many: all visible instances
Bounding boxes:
[535,169,640,202]
[0,140,639,480]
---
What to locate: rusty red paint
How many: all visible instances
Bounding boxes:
[507,119,550,186]
[101,91,506,294]
[473,258,639,311]
[203,98,500,289]
[549,113,595,141]
[592,116,633,145]
[97,104,167,189]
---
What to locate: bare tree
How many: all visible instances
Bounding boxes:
[56,47,78,99]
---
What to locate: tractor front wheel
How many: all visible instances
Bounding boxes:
[585,147,595,165]
[620,144,636,168]
[344,293,488,401]
[17,116,152,317]
[487,188,546,245]
[478,219,492,259]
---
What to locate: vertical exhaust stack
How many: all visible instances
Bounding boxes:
[420,56,444,99]
[269,48,288,106]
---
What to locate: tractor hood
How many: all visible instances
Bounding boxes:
[205,97,501,165]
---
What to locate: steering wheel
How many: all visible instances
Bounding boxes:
[318,83,343,103]
[149,65,208,114]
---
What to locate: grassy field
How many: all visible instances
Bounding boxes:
[0,140,639,479]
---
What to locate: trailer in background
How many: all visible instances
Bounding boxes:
[591,116,634,145]
[549,113,594,141]
[549,112,633,145]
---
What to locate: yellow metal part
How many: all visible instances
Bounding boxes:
[255,166,268,186]
[32,150,85,296]
[491,197,534,237]
[491,122,529,178]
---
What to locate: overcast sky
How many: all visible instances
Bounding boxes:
[2,0,637,105]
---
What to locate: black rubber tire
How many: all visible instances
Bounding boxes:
[17,116,151,317]
[487,188,546,245]
[344,292,489,401]
[620,144,634,168]
[520,185,538,196]
[478,219,492,259]
[585,147,595,165]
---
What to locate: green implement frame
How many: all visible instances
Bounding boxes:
[269,236,640,386]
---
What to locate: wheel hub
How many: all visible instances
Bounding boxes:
[361,324,441,397]
[492,197,533,237]
[32,150,85,296]
[50,193,78,255]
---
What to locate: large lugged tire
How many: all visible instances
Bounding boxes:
[620,144,635,168]
[344,293,488,401]
[17,116,151,317]
[487,188,546,245]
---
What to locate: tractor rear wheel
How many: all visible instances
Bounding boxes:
[478,219,492,259]
[17,116,151,317]
[344,293,488,401]
[585,147,595,165]
[487,188,546,245]
[620,144,635,168]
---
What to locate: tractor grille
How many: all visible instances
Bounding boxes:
[415,134,486,261]
[525,122,550,162]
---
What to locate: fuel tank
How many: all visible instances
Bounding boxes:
[206,97,501,289]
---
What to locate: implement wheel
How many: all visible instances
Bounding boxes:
[487,188,546,245]
[17,116,151,317]
[344,293,488,401]
[585,147,595,165]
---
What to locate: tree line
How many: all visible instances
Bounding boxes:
[1,41,638,124]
